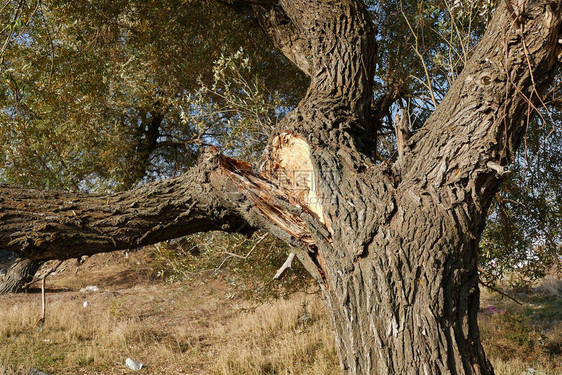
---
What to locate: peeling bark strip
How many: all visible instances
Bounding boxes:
[218,153,315,246]
[1,0,561,374]
[217,151,330,284]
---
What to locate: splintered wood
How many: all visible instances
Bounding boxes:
[218,132,326,246]
[262,133,325,224]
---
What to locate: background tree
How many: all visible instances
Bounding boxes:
[0,0,306,190]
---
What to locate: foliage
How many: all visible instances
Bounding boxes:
[0,0,306,191]
[178,48,287,162]
[0,0,559,286]
[480,114,562,285]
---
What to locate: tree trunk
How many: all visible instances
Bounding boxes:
[320,198,489,374]
[1,1,561,374]
[0,257,44,294]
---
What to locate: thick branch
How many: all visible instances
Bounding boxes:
[0,150,253,260]
[0,146,329,285]
[402,1,561,213]
[278,0,377,122]
[251,2,313,76]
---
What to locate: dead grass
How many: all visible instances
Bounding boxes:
[0,250,560,374]
[479,281,562,375]
[211,294,338,375]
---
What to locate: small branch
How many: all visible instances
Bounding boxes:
[0,0,25,63]
[401,9,438,108]
[273,252,296,280]
[394,108,411,160]
[215,233,269,273]
[75,255,88,276]
[478,277,523,306]
[38,0,55,83]
[503,0,520,26]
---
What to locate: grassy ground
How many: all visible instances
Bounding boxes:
[0,250,560,375]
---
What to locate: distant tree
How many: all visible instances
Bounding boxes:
[1,0,561,373]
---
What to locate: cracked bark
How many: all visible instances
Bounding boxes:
[1,0,561,373]
[0,256,44,294]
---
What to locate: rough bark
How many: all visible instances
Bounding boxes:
[0,257,44,294]
[229,1,561,374]
[1,0,561,374]
[0,150,257,260]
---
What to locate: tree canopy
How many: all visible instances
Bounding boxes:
[1,0,558,283]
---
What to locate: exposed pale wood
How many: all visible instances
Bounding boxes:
[273,252,296,280]
[263,133,325,224]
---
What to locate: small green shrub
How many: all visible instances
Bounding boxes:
[497,312,534,346]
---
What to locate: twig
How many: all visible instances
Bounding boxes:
[503,0,520,26]
[401,8,438,108]
[75,255,88,276]
[478,277,523,306]
[214,233,269,273]
[273,252,296,280]
[0,0,25,64]
[38,0,55,84]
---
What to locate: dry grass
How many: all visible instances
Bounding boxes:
[0,252,338,375]
[479,281,562,375]
[1,251,560,374]
[211,295,338,375]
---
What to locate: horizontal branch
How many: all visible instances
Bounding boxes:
[0,147,329,286]
[0,149,254,260]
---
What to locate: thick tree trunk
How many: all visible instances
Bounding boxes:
[0,257,44,294]
[320,198,489,374]
[0,1,560,374]
[240,1,560,374]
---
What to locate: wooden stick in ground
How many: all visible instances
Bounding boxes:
[39,260,64,331]
[40,276,46,332]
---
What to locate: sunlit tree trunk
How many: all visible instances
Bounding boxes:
[0,256,44,294]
